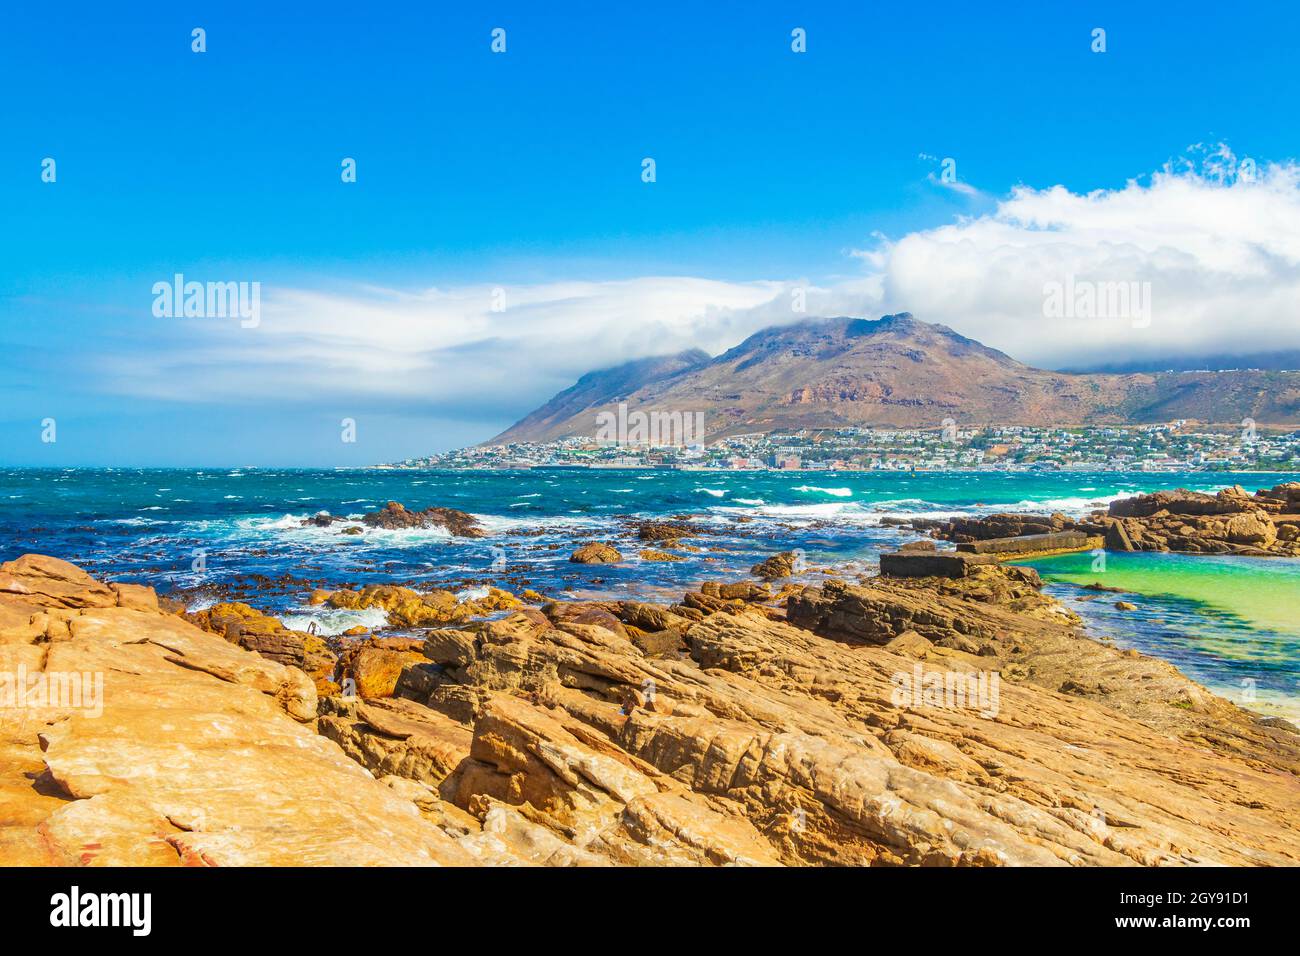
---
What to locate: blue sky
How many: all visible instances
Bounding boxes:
[3,1,1300,465]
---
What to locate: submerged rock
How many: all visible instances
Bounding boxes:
[636,521,703,542]
[638,549,685,562]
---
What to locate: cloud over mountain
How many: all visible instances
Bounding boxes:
[101,153,1300,433]
[860,152,1300,369]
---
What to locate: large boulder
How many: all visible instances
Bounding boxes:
[750,551,799,580]
[362,501,485,537]
[186,602,338,693]
[323,583,518,627]
[569,543,623,564]
[0,555,481,866]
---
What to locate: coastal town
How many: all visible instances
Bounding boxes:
[387,422,1300,472]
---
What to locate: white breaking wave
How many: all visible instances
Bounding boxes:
[731,502,859,522]
[793,485,853,497]
[1005,492,1141,514]
[279,605,390,637]
[234,512,452,545]
[472,512,602,535]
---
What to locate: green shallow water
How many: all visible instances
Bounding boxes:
[1024,551,1300,718]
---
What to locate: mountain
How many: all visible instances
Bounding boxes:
[489,314,1300,443]
[490,348,710,444]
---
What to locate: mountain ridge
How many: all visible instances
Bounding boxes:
[488,314,1300,443]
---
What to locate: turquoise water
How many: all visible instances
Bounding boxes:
[1,467,1295,713]
[1026,551,1300,719]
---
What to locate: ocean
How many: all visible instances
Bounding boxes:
[2,467,1296,716]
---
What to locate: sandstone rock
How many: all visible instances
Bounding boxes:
[110,582,160,612]
[638,549,685,562]
[302,511,341,527]
[186,602,338,693]
[636,521,702,542]
[569,543,623,564]
[935,486,1300,557]
[630,628,685,658]
[362,501,485,537]
[6,553,1299,869]
[340,637,428,698]
[750,551,799,580]
[0,554,116,610]
[325,583,519,627]
[0,556,478,867]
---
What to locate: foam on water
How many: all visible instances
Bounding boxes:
[279,605,390,636]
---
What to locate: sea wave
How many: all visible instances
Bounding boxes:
[279,605,390,636]
[792,485,853,497]
[717,502,858,522]
[1005,492,1140,514]
[472,512,602,535]
[232,512,453,544]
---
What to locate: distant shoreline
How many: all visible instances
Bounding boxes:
[369,464,1300,474]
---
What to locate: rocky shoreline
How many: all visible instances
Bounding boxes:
[906,483,1300,557]
[3,541,1298,866]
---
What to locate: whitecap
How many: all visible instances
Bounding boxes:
[279,606,390,637]
[793,485,853,497]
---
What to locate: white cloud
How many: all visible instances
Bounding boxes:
[862,154,1300,367]
[101,152,1300,428]
[103,277,800,413]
